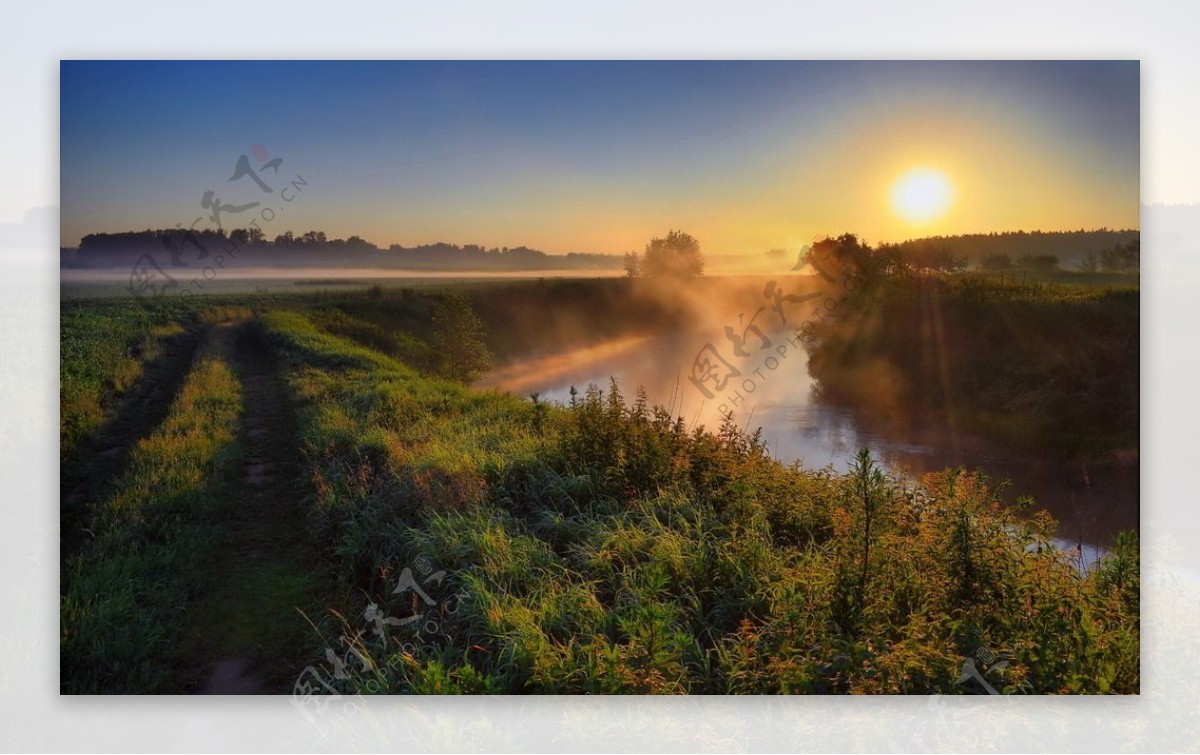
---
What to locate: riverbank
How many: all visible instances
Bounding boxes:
[60,279,1140,693]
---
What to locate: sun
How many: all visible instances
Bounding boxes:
[890,168,954,225]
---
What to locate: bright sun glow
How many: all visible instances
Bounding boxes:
[890,168,954,224]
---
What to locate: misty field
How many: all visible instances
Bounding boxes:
[60,254,1139,694]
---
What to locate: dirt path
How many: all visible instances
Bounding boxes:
[61,327,204,561]
[180,321,326,694]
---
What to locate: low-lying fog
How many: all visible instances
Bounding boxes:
[63,264,1136,554]
[478,323,1137,555]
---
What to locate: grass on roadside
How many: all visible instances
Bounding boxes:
[259,306,1139,695]
[60,324,244,693]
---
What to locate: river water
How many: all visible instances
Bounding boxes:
[477,329,1138,557]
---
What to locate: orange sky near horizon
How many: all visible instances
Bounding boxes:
[61,61,1139,254]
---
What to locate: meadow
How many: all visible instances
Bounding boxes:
[804,244,1139,458]
[59,273,1139,694]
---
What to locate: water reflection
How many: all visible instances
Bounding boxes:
[477,330,1138,550]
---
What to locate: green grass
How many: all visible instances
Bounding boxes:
[59,280,1140,694]
[257,303,1139,695]
[61,324,244,693]
[807,270,1138,457]
[60,294,301,462]
[974,267,1139,287]
[60,299,187,461]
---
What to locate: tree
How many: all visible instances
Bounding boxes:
[889,240,965,272]
[981,253,1013,271]
[641,230,704,278]
[1099,239,1139,272]
[808,233,898,280]
[432,291,493,383]
[1018,254,1059,271]
[623,251,641,278]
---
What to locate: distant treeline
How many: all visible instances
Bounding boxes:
[803,233,1139,456]
[887,229,1140,270]
[61,228,624,271]
[61,226,1139,273]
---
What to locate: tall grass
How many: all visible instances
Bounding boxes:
[61,297,258,463]
[59,283,1139,695]
[807,271,1138,457]
[60,324,244,693]
[60,300,186,461]
[259,306,1139,695]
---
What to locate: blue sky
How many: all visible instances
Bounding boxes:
[60,60,1139,253]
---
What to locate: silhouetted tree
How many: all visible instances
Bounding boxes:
[884,240,965,272]
[1099,239,1139,272]
[623,251,641,278]
[432,291,493,383]
[641,230,704,278]
[886,229,1137,268]
[799,234,894,295]
[1018,254,1059,271]
[981,253,1013,271]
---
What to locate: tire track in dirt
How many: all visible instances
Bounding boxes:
[61,326,205,561]
[183,320,326,694]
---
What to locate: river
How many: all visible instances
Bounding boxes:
[477,329,1138,559]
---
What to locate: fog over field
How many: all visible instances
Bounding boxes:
[58,60,1142,698]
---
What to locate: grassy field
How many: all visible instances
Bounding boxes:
[60,280,1139,694]
[60,299,188,463]
[807,269,1139,458]
[62,320,246,692]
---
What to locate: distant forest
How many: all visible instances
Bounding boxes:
[61,227,1139,273]
[61,229,625,271]
[884,228,1140,270]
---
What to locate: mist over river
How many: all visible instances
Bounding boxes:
[478,329,1138,555]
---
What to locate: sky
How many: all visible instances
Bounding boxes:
[59,60,1139,254]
